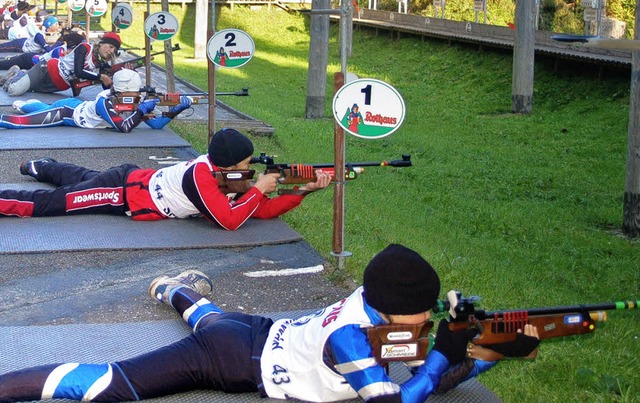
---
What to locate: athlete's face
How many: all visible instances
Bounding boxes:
[47,22,60,33]
[98,43,117,60]
[383,311,432,325]
[219,155,252,171]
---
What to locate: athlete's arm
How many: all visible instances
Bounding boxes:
[72,45,101,81]
[95,97,145,133]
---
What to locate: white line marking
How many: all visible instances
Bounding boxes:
[244,265,324,277]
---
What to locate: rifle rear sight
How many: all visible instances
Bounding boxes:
[432,291,482,319]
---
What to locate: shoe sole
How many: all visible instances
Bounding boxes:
[147,270,212,302]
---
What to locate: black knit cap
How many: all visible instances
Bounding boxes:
[363,244,441,315]
[208,128,254,167]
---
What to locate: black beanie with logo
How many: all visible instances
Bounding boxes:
[363,244,441,315]
[208,128,254,168]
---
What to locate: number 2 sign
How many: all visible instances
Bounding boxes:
[207,29,255,68]
[332,78,406,139]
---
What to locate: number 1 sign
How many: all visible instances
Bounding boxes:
[332,78,406,139]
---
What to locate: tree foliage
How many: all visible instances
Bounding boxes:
[357,0,635,37]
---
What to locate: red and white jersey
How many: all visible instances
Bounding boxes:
[48,42,98,89]
[124,155,305,229]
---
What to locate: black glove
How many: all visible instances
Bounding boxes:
[488,332,540,357]
[433,320,474,365]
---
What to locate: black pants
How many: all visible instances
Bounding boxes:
[0,161,139,217]
[0,52,37,70]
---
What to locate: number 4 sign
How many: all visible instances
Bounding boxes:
[332,78,406,139]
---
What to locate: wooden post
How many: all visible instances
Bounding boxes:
[333,71,346,259]
[144,11,152,87]
[511,0,535,114]
[85,10,90,39]
[623,0,640,237]
[208,29,216,143]
[305,0,330,119]
[194,0,208,60]
[161,0,176,92]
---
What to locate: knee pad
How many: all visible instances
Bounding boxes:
[7,73,30,97]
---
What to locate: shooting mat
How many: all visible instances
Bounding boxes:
[0,124,192,149]
[1,314,501,403]
[0,183,302,254]
[0,212,302,254]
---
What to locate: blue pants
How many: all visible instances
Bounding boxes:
[0,37,26,53]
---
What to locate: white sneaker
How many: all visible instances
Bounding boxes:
[12,99,38,113]
[148,269,213,304]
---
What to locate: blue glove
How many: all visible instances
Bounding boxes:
[138,98,160,115]
[169,96,192,114]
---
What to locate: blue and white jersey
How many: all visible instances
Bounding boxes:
[261,287,405,402]
[72,89,112,129]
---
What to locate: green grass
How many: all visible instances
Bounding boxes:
[106,5,640,402]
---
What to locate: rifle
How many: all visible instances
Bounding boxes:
[367,290,638,367]
[140,86,249,106]
[215,153,412,196]
[434,290,638,347]
[70,44,181,97]
[111,86,248,113]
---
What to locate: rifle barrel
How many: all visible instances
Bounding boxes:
[436,300,639,320]
[264,154,412,169]
[483,300,639,318]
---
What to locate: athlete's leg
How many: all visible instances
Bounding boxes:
[0,164,138,217]
[148,271,223,331]
[18,98,82,115]
[0,38,26,53]
[0,363,139,402]
[0,106,68,128]
[22,159,101,185]
[0,52,36,70]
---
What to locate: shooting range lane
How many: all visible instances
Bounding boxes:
[0,48,501,403]
[0,315,500,403]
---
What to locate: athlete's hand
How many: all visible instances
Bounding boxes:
[169,96,193,114]
[138,99,160,115]
[100,74,113,87]
[300,170,332,192]
[254,172,280,195]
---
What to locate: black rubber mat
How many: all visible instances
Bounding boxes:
[0,314,501,402]
[0,125,192,149]
[0,213,302,254]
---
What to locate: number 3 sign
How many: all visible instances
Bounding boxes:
[144,12,179,41]
[332,78,406,139]
[207,29,255,68]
